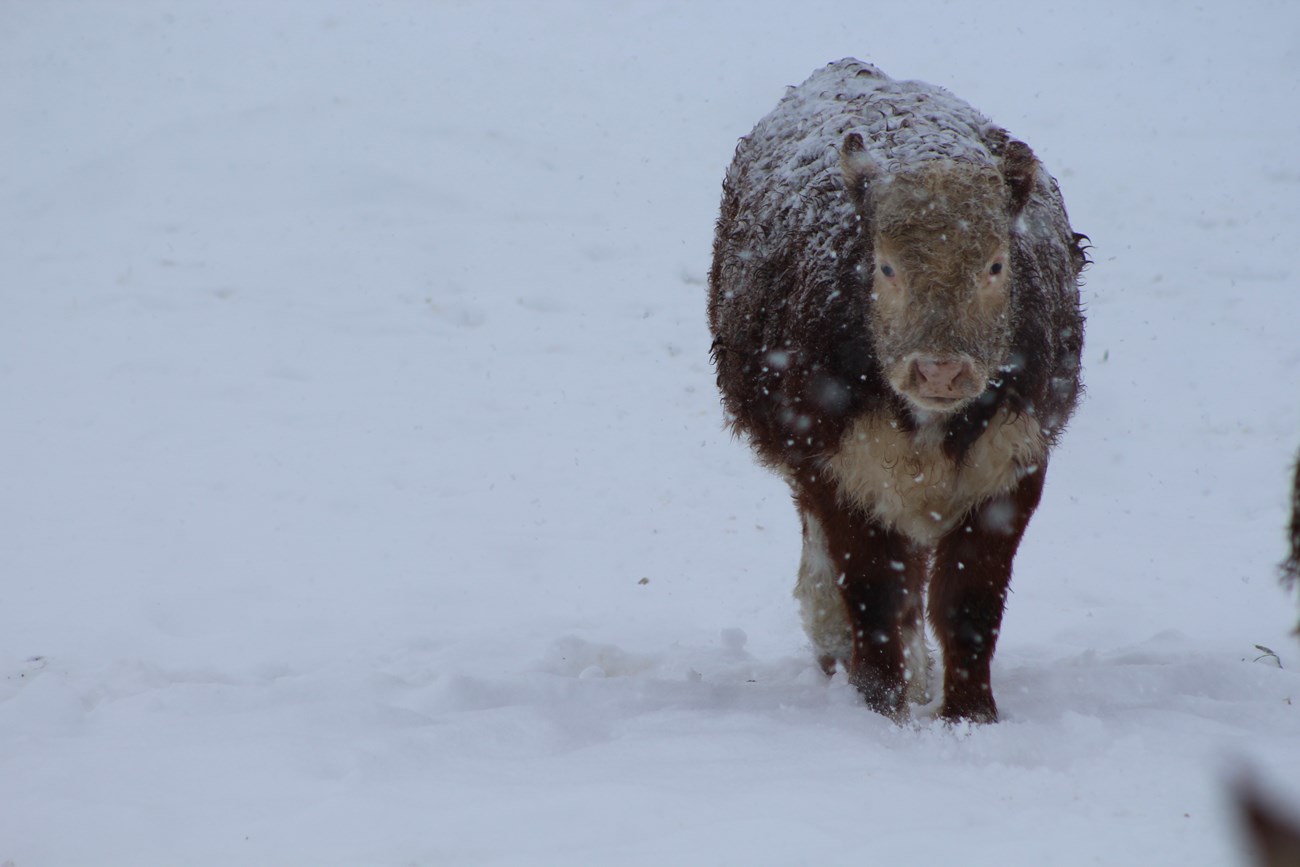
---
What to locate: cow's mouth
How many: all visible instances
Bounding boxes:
[888,354,986,414]
[902,392,971,414]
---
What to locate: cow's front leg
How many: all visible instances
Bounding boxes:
[802,487,926,720]
[841,526,927,722]
[930,466,1047,723]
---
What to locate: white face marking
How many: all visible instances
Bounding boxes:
[870,240,1014,415]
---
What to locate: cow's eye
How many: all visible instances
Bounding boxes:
[880,264,895,278]
[989,262,1003,276]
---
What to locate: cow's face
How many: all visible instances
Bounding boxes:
[865,163,1017,415]
[841,132,1041,417]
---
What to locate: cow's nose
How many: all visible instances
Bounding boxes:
[914,359,971,397]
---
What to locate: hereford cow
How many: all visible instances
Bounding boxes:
[708,59,1087,723]
[1283,450,1300,611]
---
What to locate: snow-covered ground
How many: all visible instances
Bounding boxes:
[3,2,1299,864]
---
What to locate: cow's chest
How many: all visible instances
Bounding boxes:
[824,408,1046,546]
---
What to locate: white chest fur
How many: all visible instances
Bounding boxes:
[825,408,1046,546]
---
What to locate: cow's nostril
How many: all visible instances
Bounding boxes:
[915,359,966,391]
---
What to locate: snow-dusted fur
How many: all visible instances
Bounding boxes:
[709,59,1086,722]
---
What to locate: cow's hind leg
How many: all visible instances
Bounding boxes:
[930,467,1046,723]
[795,507,852,676]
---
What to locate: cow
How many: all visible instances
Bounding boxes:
[708,59,1087,723]
[1237,773,1300,867]
[1283,449,1300,618]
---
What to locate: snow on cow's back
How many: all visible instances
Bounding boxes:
[730,58,1001,208]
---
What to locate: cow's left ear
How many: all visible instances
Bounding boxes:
[999,138,1040,216]
[840,132,881,214]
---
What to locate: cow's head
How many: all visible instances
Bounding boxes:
[841,133,1039,416]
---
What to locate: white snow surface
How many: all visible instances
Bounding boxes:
[3,2,1300,865]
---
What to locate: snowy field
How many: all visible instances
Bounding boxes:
[3,2,1300,864]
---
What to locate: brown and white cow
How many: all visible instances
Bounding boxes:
[1283,449,1300,626]
[708,59,1087,723]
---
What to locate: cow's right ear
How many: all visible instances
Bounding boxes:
[840,132,880,213]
